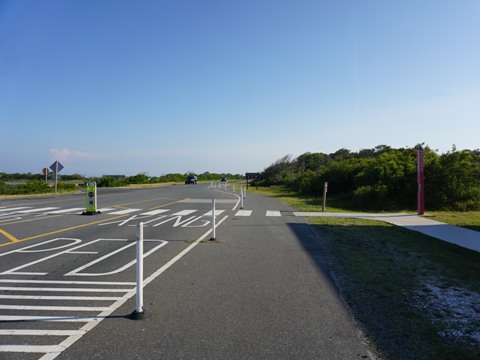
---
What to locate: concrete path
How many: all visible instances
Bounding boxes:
[294,212,480,253]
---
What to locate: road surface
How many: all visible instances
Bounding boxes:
[0,183,372,359]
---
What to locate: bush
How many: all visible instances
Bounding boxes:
[57,182,77,192]
[353,185,391,210]
[0,181,52,195]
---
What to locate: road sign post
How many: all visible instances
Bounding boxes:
[322,182,328,212]
[245,172,260,190]
[82,181,101,215]
[49,161,64,195]
[42,168,49,183]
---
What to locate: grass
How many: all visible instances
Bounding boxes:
[250,186,480,360]
[424,211,480,232]
[250,186,353,212]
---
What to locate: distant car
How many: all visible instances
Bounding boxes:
[185,176,198,185]
[220,177,227,182]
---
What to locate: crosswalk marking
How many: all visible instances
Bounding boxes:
[0,207,32,212]
[140,209,170,216]
[0,287,131,293]
[0,344,65,353]
[172,209,197,216]
[202,209,226,216]
[107,208,142,215]
[16,207,60,213]
[0,205,289,218]
[181,199,237,203]
[0,315,95,322]
[0,294,122,301]
[0,304,111,312]
[46,207,85,214]
[0,329,86,336]
[235,210,252,216]
[266,210,281,217]
[97,208,115,212]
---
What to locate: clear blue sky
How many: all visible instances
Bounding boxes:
[1,0,479,177]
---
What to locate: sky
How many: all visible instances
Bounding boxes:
[1,0,479,177]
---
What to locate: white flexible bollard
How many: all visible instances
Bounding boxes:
[241,189,244,209]
[130,222,145,319]
[210,199,216,240]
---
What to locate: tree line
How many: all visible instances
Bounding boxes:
[93,172,242,187]
[260,145,480,211]
[0,172,243,195]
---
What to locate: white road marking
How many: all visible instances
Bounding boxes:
[181,199,237,203]
[140,209,170,216]
[202,209,225,216]
[16,207,60,213]
[266,210,281,217]
[0,216,22,222]
[0,279,135,285]
[0,305,111,312]
[107,208,142,215]
[0,207,32,212]
[0,294,122,301]
[235,210,252,216]
[0,345,64,353]
[65,240,168,276]
[0,315,96,322]
[97,208,115,212]
[0,215,229,359]
[172,209,197,216]
[0,287,131,293]
[46,208,85,214]
[0,329,86,336]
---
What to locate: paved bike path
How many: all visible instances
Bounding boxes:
[57,192,373,360]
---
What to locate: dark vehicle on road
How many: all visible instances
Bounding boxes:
[220,177,227,182]
[185,176,198,185]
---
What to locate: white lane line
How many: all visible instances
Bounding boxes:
[202,209,225,216]
[0,216,22,222]
[266,210,281,217]
[0,295,122,301]
[0,305,111,311]
[46,208,85,214]
[0,329,86,336]
[16,207,60,213]
[235,210,252,216]
[0,207,32,212]
[0,315,95,322]
[0,345,64,353]
[140,209,170,216]
[172,210,197,216]
[107,208,142,215]
[0,279,135,285]
[0,287,132,293]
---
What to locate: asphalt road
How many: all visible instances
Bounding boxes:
[0,183,372,359]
